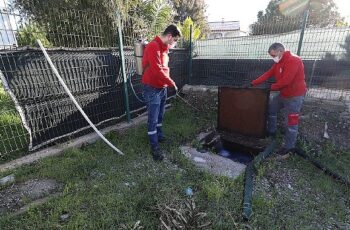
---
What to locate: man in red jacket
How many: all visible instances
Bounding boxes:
[250,43,307,158]
[142,25,181,161]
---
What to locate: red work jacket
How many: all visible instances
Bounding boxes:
[252,51,307,98]
[141,36,175,88]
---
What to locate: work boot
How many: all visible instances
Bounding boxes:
[151,148,165,161]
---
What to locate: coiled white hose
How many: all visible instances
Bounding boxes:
[37,39,124,155]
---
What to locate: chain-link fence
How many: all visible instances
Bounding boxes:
[192,14,350,102]
[0,0,189,162]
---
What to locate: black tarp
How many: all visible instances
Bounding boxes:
[0,49,124,150]
[192,58,350,89]
[0,48,189,151]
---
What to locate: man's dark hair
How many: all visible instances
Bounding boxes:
[268,43,285,53]
[162,24,182,37]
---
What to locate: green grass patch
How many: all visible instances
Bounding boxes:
[0,99,349,229]
[0,83,29,163]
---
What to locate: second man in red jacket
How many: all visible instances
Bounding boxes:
[250,42,307,158]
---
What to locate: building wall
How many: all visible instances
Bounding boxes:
[0,0,17,48]
[208,30,242,39]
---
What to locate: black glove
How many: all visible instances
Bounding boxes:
[241,82,252,88]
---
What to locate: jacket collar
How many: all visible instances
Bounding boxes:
[280,50,291,63]
[155,36,169,51]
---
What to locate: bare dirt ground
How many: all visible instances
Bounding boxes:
[300,98,350,149]
[0,179,61,215]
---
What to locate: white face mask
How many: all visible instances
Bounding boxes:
[272,56,280,63]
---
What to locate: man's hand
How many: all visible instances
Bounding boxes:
[241,82,252,88]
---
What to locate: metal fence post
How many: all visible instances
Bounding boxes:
[297,2,310,56]
[188,25,193,84]
[116,11,131,122]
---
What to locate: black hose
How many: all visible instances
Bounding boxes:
[253,139,277,169]
[241,139,276,220]
[293,148,350,188]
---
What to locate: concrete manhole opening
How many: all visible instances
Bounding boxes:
[201,130,269,164]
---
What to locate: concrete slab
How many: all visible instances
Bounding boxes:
[180,146,246,179]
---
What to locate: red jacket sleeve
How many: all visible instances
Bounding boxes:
[251,65,275,86]
[270,59,300,91]
[145,42,175,87]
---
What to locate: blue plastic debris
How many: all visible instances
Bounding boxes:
[185,187,193,196]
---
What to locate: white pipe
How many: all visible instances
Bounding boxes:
[36,39,124,155]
